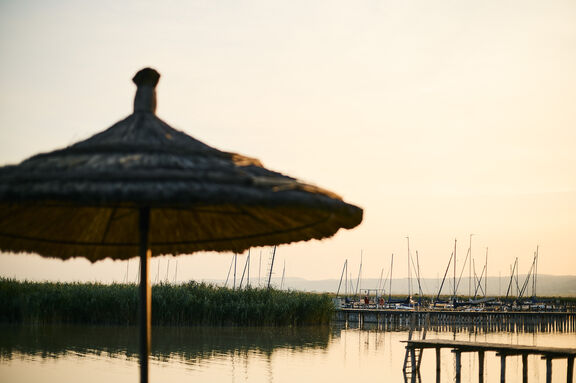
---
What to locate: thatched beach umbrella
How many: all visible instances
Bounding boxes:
[0,68,362,382]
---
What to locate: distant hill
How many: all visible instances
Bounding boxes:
[204,275,576,297]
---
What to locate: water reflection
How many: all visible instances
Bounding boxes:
[0,324,333,363]
[2,324,574,383]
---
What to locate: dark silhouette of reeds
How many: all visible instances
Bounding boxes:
[0,279,334,326]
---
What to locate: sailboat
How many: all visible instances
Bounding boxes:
[387,238,414,309]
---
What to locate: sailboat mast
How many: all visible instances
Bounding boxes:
[336,259,348,297]
[472,259,476,299]
[267,246,277,289]
[247,250,250,288]
[355,251,363,297]
[468,234,473,297]
[165,259,170,283]
[225,255,234,287]
[389,253,394,302]
[484,247,488,298]
[435,251,453,306]
[174,261,178,284]
[377,267,384,296]
[233,253,237,290]
[515,257,519,298]
[239,253,250,289]
[406,237,411,297]
[534,246,540,298]
[280,260,286,289]
[345,261,348,296]
[416,250,423,297]
[505,260,516,300]
[532,250,536,297]
[453,239,457,300]
[155,258,160,284]
[258,250,262,287]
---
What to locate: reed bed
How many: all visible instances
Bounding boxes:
[0,279,334,326]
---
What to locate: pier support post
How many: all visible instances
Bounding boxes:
[546,357,552,383]
[478,351,485,383]
[436,348,441,383]
[522,354,528,383]
[500,354,507,383]
[567,356,574,383]
[455,350,462,383]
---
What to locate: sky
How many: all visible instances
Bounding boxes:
[0,0,575,286]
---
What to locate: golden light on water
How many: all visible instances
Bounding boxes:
[1,325,575,382]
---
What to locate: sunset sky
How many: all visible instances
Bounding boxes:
[1,0,574,286]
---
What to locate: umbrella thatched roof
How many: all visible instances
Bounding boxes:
[0,68,363,262]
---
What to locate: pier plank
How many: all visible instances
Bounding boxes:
[403,339,576,357]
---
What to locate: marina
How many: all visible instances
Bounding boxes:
[336,306,576,381]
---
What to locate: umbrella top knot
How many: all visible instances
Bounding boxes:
[132,68,160,87]
[133,67,160,114]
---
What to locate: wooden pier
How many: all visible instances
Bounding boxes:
[335,308,576,333]
[403,339,576,383]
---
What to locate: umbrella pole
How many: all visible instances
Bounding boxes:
[139,207,151,383]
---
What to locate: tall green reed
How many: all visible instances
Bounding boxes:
[0,279,334,326]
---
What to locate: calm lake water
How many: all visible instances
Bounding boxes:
[1,323,575,382]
